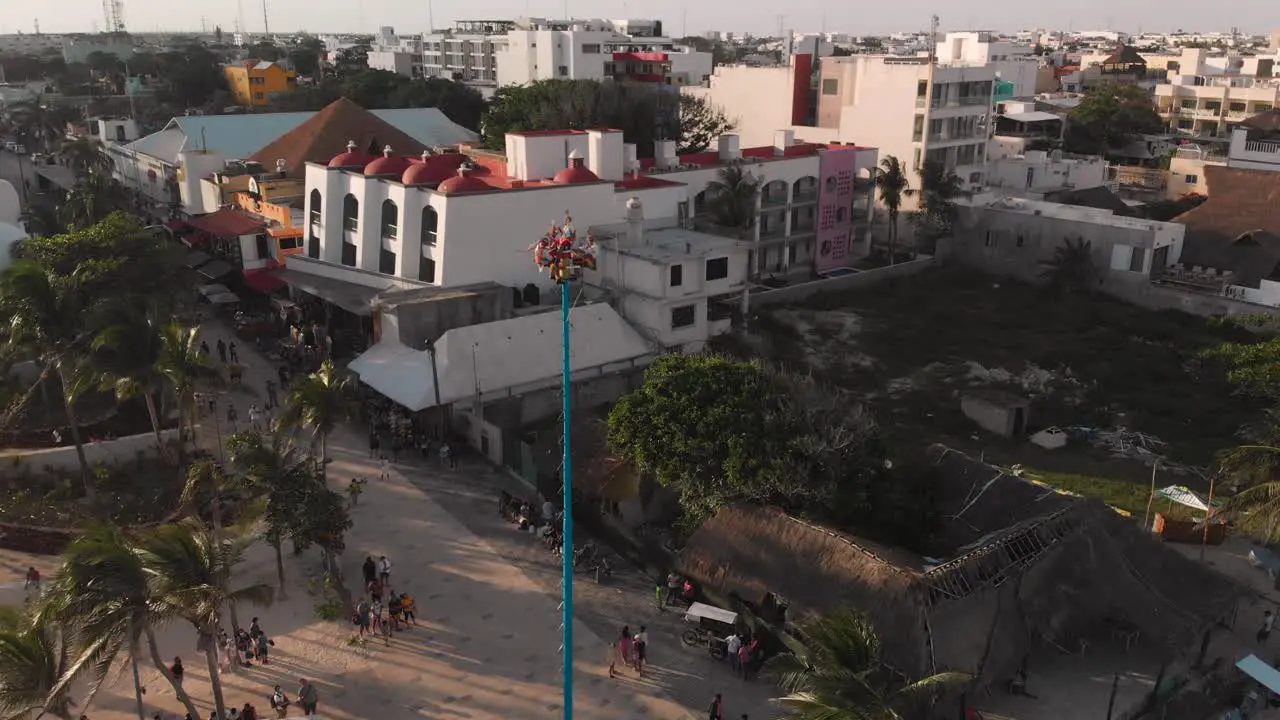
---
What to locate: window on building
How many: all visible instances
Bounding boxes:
[342,194,359,231]
[705,257,729,281]
[255,234,269,260]
[835,207,847,223]
[1016,234,1024,248]
[821,78,838,95]
[419,257,436,283]
[115,125,126,141]
[984,231,994,247]
[309,189,321,225]
[1185,174,1198,184]
[788,243,797,265]
[1129,247,1145,273]
[380,247,397,275]
[1230,102,1247,113]
[913,115,924,141]
[582,43,600,53]
[917,79,927,97]
[254,92,264,101]
[380,199,398,238]
[670,264,683,286]
[558,65,568,76]
[341,240,357,267]
[671,304,696,329]
[421,206,439,246]
[307,232,319,258]
[278,236,302,250]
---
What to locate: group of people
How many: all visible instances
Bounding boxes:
[607,625,649,678]
[212,617,273,673]
[354,555,418,645]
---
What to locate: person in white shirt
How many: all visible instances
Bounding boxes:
[379,555,392,584]
[725,632,742,671]
[633,625,648,675]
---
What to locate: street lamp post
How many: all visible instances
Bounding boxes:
[531,212,597,720]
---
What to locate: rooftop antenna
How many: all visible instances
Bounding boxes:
[929,14,939,62]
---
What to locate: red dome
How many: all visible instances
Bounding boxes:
[437,169,492,195]
[401,153,467,186]
[552,158,600,185]
[364,154,413,176]
[328,150,375,168]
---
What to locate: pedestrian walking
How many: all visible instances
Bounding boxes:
[400,591,418,626]
[726,631,742,673]
[255,632,271,664]
[297,678,318,716]
[368,432,380,458]
[1260,610,1276,644]
[356,598,372,637]
[170,656,184,685]
[265,380,278,410]
[206,394,216,415]
[226,403,239,431]
[367,577,384,602]
[24,566,40,591]
[439,441,452,468]
[229,341,239,363]
[200,340,210,357]
[378,555,392,584]
[633,625,648,675]
[248,404,262,431]
[618,626,634,672]
[709,693,724,720]
[362,556,377,585]
[216,339,227,363]
[666,571,681,606]
[277,365,289,386]
[378,455,389,481]
[607,640,619,678]
[269,686,290,719]
[347,477,364,507]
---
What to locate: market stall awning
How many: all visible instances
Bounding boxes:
[197,283,231,298]
[348,342,437,412]
[1157,485,1220,512]
[187,208,266,238]
[275,268,380,316]
[243,267,286,294]
[197,260,235,281]
[184,250,213,269]
[1238,655,1280,695]
[1002,110,1063,124]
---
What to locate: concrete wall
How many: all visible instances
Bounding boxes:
[390,288,514,347]
[682,64,798,148]
[0,429,179,478]
[751,256,935,306]
[1101,273,1280,319]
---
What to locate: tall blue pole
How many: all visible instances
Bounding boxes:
[560,282,574,720]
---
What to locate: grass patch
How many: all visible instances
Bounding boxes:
[1017,468,1195,520]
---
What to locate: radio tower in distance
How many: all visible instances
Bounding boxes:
[103,0,126,33]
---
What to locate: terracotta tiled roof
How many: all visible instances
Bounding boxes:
[188,208,266,238]
[1242,109,1280,136]
[1175,166,1280,286]
[249,97,427,178]
[1100,45,1146,66]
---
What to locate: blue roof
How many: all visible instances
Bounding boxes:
[371,108,478,147]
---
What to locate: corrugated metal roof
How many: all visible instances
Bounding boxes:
[370,108,478,146]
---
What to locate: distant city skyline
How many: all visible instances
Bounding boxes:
[0,0,1276,39]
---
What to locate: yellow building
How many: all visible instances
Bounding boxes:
[223,61,297,107]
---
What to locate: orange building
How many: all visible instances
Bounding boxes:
[223,60,297,107]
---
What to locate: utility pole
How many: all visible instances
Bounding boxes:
[262,0,270,36]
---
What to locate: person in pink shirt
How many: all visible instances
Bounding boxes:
[618,626,634,672]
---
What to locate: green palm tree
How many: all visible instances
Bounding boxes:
[56,136,114,178]
[705,161,760,235]
[4,97,64,153]
[0,261,100,499]
[35,524,201,720]
[135,519,274,720]
[280,359,354,470]
[1038,237,1101,296]
[91,312,169,459]
[226,429,320,597]
[0,618,76,720]
[874,156,912,266]
[765,610,968,720]
[60,174,128,231]
[913,160,969,254]
[155,323,223,453]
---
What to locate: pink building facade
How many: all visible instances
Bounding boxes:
[815,147,860,273]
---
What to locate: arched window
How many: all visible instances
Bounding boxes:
[693,190,707,216]
[380,199,398,238]
[342,194,358,232]
[794,176,818,201]
[421,206,439,246]
[309,189,321,225]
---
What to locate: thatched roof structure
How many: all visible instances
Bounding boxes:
[678,446,1245,684]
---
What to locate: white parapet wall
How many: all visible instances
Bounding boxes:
[0,429,181,478]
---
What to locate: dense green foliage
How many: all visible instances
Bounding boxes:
[1038,237,1102,295]
[607,354,931,541]
[480,79,733,157]
[263,70,488,130]
[874,156,911,263]
[1063,82,1164,155]
[764,610,968,720]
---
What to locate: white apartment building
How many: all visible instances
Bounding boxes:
[983,150,1108,198]
[585,198,749,351]
[298,127,876,331]
[496,18,711,87]
[1156,66,1280,137]
[367,26,423,78]
[937,31,1039,98]
[1227,125,1280,172]
[421,21,511,85]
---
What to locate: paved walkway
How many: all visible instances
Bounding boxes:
[2,318,767,719]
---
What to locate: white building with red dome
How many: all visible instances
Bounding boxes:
[298,127,879,295]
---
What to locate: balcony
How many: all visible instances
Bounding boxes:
[1245,140,1280,155]
[759,224,786,240]
[760,192,788,207]
[792,189,818,203]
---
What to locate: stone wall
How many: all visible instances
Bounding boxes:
[0,429,180,479]
[750,257,936,307]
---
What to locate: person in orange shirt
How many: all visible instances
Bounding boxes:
[399,592,418,626]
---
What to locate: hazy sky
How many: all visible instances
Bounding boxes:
[1,0,1277,38]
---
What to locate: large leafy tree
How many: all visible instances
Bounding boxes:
[153,323,223,452]
[607,355,903,532]
[911,159,968,253]
[56,136,114,177]
[874,156,912,265]
[59,175,130,231]
[765,610,968,720]
[1064,82,1163,155]
[280,359,354,468]
[481,79,730,157]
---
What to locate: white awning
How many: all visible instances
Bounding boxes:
[1237,655,1280,694]
[348,342,438,412]
[1002,111,1063,123]
[1157,485,1217,512]
[207,292,241,305]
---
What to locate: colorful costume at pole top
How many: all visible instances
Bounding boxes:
[532,212,597,284]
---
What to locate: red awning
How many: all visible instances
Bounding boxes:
[243,266,286,294]
[164,219,189,232]
[187,208,266,238]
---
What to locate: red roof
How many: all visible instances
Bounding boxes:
[188,208,266,238]
[553,158,601,185]
[364,153,413,177]
[250,98,426,177]
[402,153,468,186]
[243,266,286,293]
[438,169,494,195]
[614,175,684,190]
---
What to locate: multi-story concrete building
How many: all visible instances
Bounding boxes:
[496,17,711,87]
[366,26,424,78]
[420,21,511,85]
[0,33,64,56]
[298,126,878,314]
[1156,66,1280,138]
[983,150,1108,198]
[224,61,297,108]
[936,31,1040,99]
